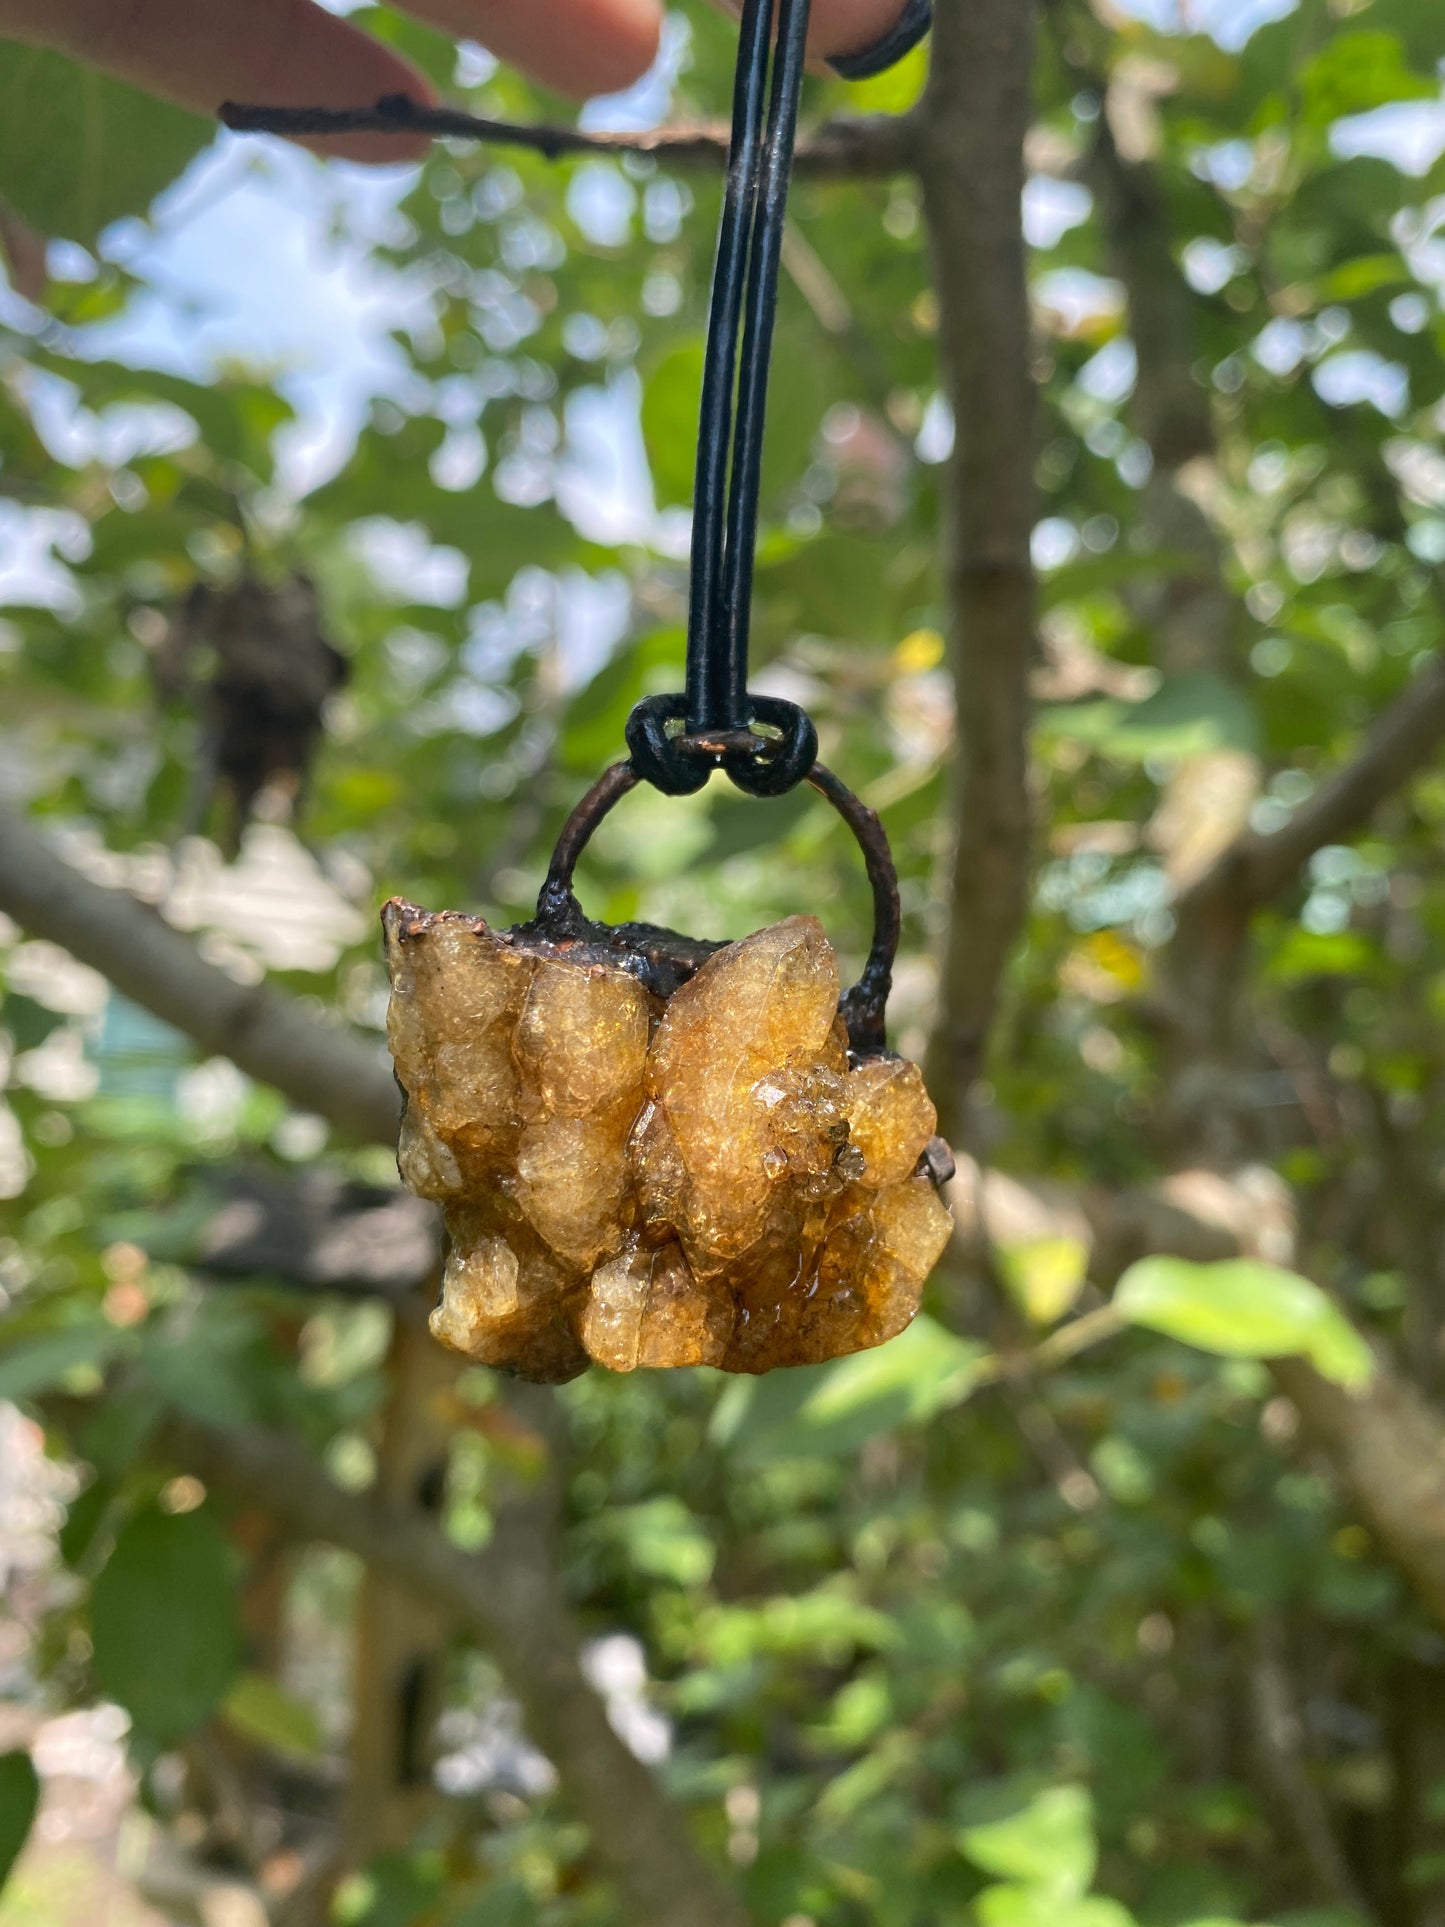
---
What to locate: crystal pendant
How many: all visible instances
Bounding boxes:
[383,898,952,1383]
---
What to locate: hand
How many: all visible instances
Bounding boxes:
[0,0,915,162]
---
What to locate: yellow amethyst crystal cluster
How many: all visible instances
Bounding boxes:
[383,900,952,1381]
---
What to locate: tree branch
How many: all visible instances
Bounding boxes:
[158,1402,748,1927]
[1270,1354,1445,1634]
[0,806,399,1146]
[1246,1616,1370,1911]
[342,1314,457,1867]
[1086,104,1240,682]
[219,95,918,178]
[1178,654,1445,930]
[1079,96,1445,1633]
[960,1156,1445,1639]
[918,0,1039,1139]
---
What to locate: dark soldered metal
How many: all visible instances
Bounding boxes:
[534,757,899,1056]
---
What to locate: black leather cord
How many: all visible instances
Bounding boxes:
[718,0,811,729]
[627,0,923,799]
[682,0,812,745]
[684,0,772,736]
[828,0,932,82]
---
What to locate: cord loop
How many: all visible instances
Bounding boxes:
[625,693,819,798]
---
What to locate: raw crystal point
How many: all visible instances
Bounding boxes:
[644,917,843,1270]
[583,1241,735,1371]
[382,899,953,1382]
[844,1057,939,1188]
[385,909,532,1199]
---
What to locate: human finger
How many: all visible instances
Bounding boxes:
[711,0,921,67]
[399,0,663,102]
[0,0,436,163]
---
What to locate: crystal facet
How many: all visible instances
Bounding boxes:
[383,900,952,1382]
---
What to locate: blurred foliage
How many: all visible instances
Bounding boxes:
[0,44,210,247]
[0,1757,38,1897]
[1,0,1445,1923]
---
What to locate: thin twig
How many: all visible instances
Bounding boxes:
[219,94,919,177]
[1027,1302,1125,1372]
[1179,654,1445,929]
[1246,1617,1371,1912]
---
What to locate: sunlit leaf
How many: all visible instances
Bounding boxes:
[998,1237,1089,1326]
[960,1785,1097,1897]
[641,339,705,508]
[222,1673,323,1760]
[606,1497,715,1587]
[1318,254,1410,302]
[977,1890,1136,1927]
[1264,928,1376,986]
[712,1315,985,1461]
[1114,1259,1374,1389]
[1297,31,1436,131]
[348,5,457,87]
[840,38,929,115]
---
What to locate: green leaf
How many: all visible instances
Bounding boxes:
[1039,674,1259,764]
[1318,254,1410,302]
[1264,929,1376,986]
[0,1752,39,1898]
[0,43,211,245]
[1114,1259,1374,1389]
[712,1315,985,1462]
[840,37,928,114]
[137,1302,274,1431]
[91,1505,241,1742]
[641,340,705,508]
[998,1237,1089,1326]
[448,1881,536,1927]
[0,1323,121,1402]
[960,1785,1098,1897]
[348,6,458,88]
[606,1497,715,1587]
[1297,31,1436,132]
[559,626,687,774]
[32,358,295,474]
[1037,548,1208,612]
[336,1850,445,1927]
[58,1478,119,1573]
[977,1890,1135,1927]
[1,992,64,1052]
[222,1673,323,1761]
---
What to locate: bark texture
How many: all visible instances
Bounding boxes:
[919,0,1039,1140]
